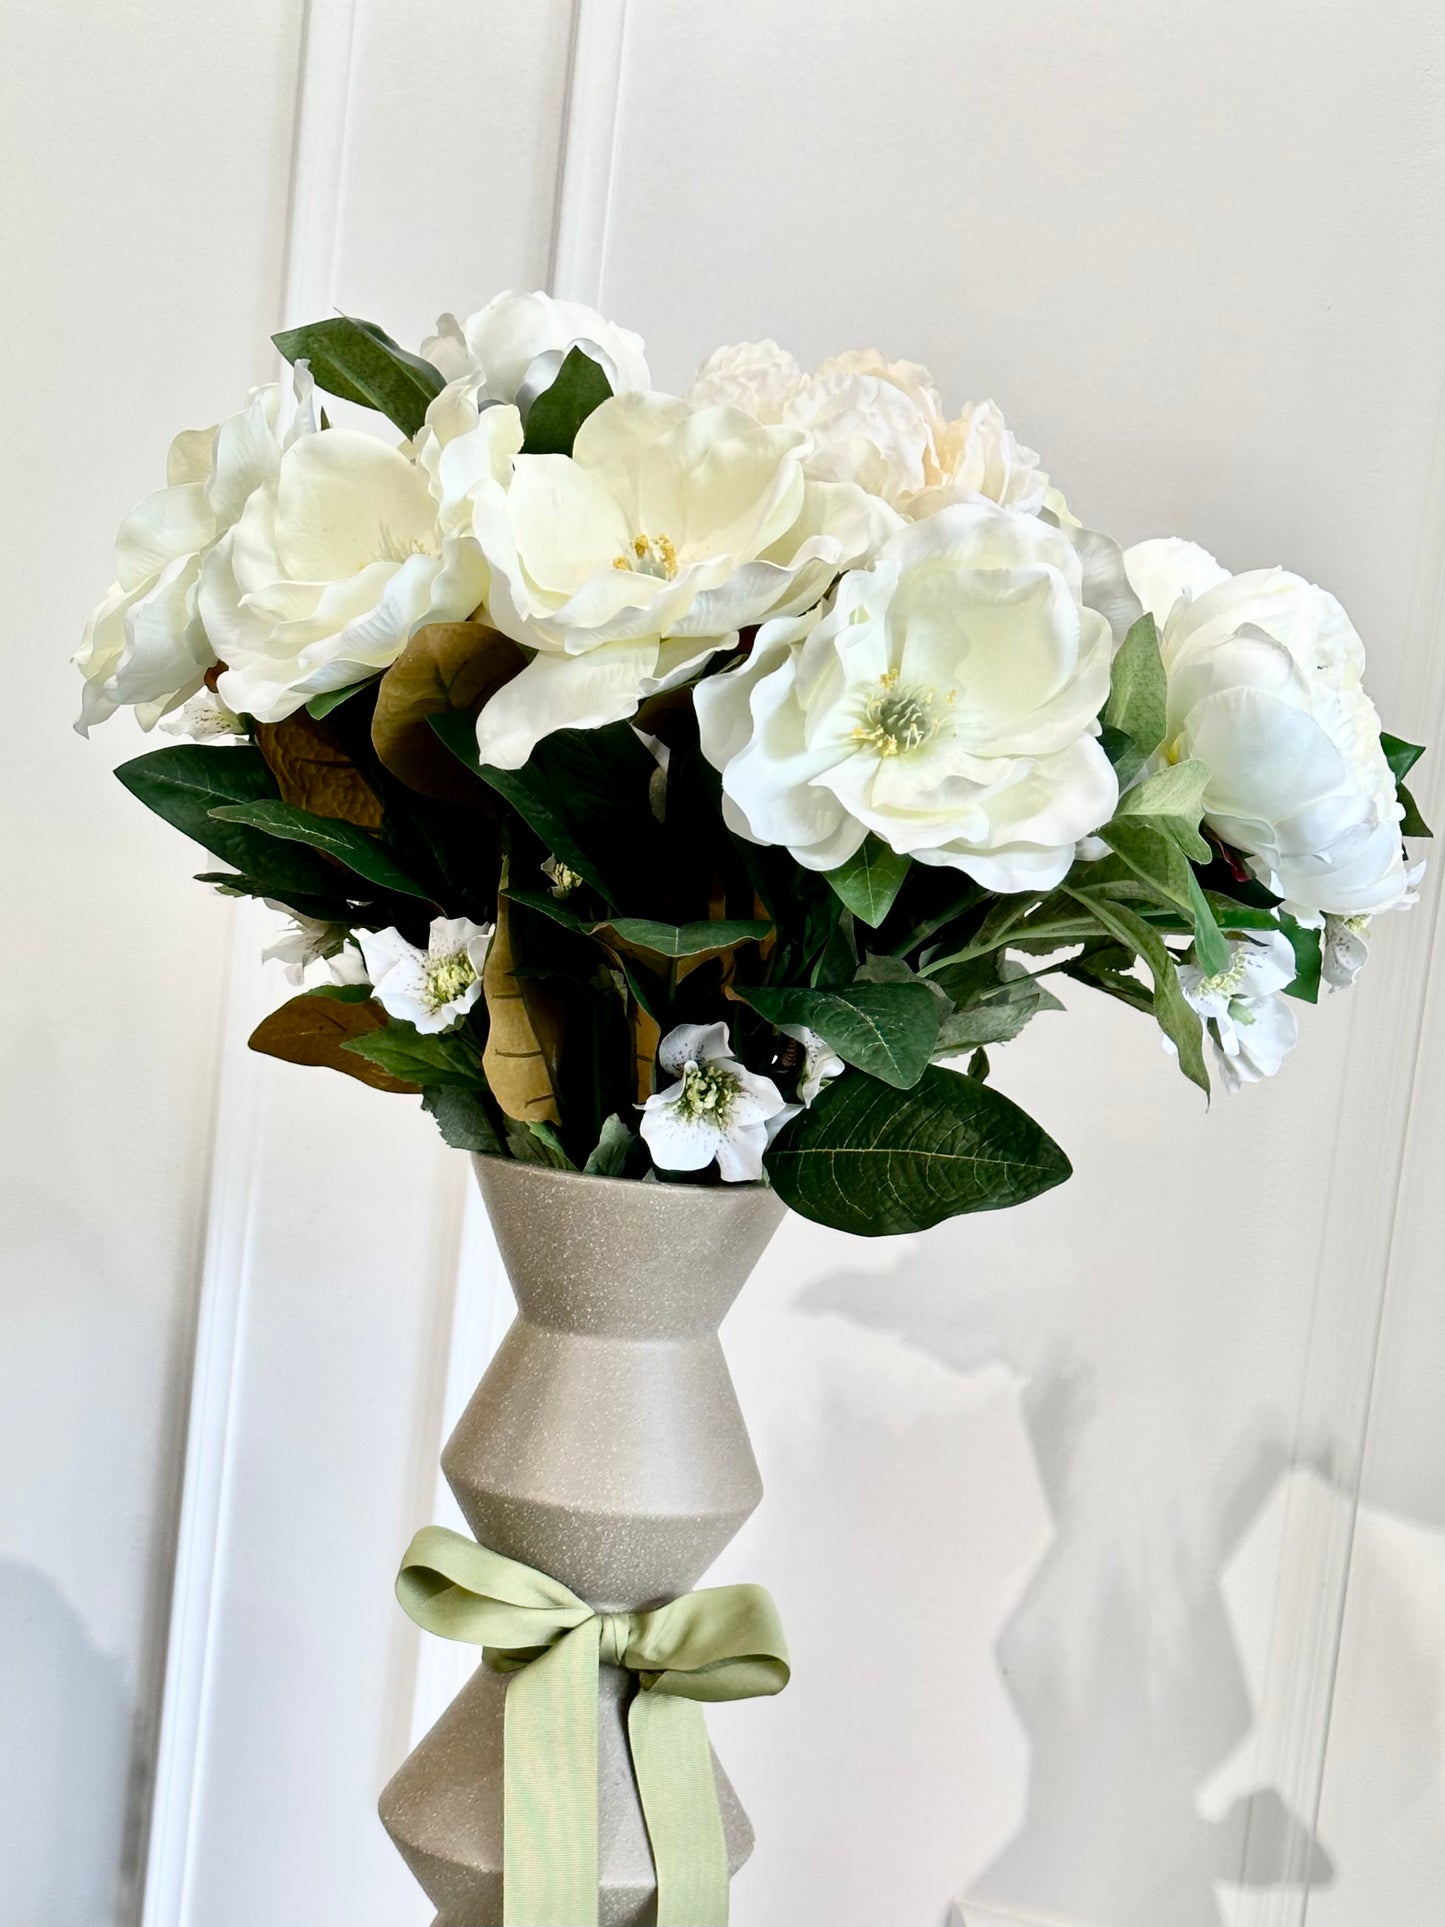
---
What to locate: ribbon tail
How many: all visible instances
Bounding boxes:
[503,1619,602,1926]
[628,1691,731,1927]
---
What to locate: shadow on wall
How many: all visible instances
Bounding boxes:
[0,1560,135,1927]
[800,1263,1333,1927]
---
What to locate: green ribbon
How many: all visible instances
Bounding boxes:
[395,1526,790,1927]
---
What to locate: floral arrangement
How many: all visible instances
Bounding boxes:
[77,291,1430,1236]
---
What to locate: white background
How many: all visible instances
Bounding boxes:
[3,3,1445,1924]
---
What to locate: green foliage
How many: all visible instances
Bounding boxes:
[307,678,380,721]
[1380,732,1433,838]
[520,347,613,456]
[824,836,911,928]
[273,316,443,438]
[764,1065,1072,1235]
[582,1113,638,1177]
[422,1085,505,1154]
[209,798,433,900]
[739,981,942,1089]
[343,1023,487,1088]
[1280,913,1323,1004]
[1101,613,1167,784]
[1064,886,1209,1094]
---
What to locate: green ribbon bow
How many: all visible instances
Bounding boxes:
[396,1527,790,1927]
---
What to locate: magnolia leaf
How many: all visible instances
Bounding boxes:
[1065,887,1209,1094]
[632,1000,661,1103]
[521,347,613,456]
[482,892,563,1124]
[739,982,941,1090]
[115,744,341,899]
[824,836,911,928]
[372,622,526,801]
[599,916,772,962]
[344,1024,486,1088]
[248,991,418,1092]
[583,1113,637,1177]
[209,799,431,900]
[254,710,384,829]
[764,1065,1072,1235]
[422,1085,505,1154]
[273,316,444,438]
[1101,613,1167,783]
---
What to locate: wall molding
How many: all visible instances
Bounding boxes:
[549,0,630,308]
[138,4,362,1919]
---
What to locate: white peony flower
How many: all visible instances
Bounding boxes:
[1176,929,1299,1093]
[686,340,804,423]
[1322,912,1371,989]
[784,350,943,506]
[357,917,492,1033]
[159,688,245,741]
[639,1022,790,1182]
[75,371,315,733]
[912,400,1051,518]
[261,902,352,985]
[421,289,649,404]
[203,423,487,723]
[1125,538,1415,923]
[781,1023,845,1104]
[696,503,1119,890]
[442,391,897,768]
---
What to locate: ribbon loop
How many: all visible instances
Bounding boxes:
[395,1528,789,1927]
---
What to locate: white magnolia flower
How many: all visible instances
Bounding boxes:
[697,503,1118,891]
[1177,929,1299,1093]
[1322,912,1372,989]
[357,917,492,1033]
[421,289,649,404]
[261,902,352,986]
[639,1021,790,1182]
[203,423,487,723]
[1124,538,1415,923]
[443,391,896,768]
[75,372,315,733]
[781,1023,845,1104]
[159,688,245,741]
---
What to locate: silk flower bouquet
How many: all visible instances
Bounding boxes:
[74,290,1433,1924]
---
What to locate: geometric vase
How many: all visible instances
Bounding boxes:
[379,1155,787,1925]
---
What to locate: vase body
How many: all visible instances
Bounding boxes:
[380,1158,786,1926]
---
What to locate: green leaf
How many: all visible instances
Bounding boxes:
[504,1118,576,1169]
[824,836,911,928]
[1064,887,1209,1095]
[1097,815,1227,975]
[306,677,380,721]
[738,982,943,1090]
[209,799,432,901]
[343,1024,486,1088]
[520,346,614,456]
[1381,732,1426,783]
[601,917,772,960]
[115,745,340,899]
[1115,758,1211,826]
[583,1113,637,1177]
[1101,613,1167,783]
[307,981,372,1004]
[934,963,1064,1052]
[764,1065,1072,1235]
[967,1048,990,1081]
[1280,912,1322,1004]
[422,1084,505,1154]
[1399,779,1433,840]
[272,316,443,438]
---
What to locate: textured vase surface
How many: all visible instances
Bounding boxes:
[380,1157,786,1927]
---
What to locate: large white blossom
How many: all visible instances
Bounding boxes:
[75,372,314,732]
[639,1022,790,1182]
[1124,538,1416,923]
[696,503,1118,890]
[441,391,897,768]
[421,289,649,404]
[1176,929,1299,1093]
[203,422,487,723]
[357,917,492,1033]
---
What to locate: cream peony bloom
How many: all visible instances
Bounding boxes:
[913,400,1051,517]
[421,289,649,404]
[696,504,1118,890]
[1124,539,1414,923]
[687,339,803,423]
[1176,929,1299,1093]
[442,391,897,769]
[203,423,487,723]
[75,373,314,733]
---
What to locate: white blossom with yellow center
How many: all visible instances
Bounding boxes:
[1175,929,1299,1093]
[357,917,493,1035]
[639,1021,791,1183]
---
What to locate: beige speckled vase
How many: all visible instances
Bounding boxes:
[380,1157,786,1927]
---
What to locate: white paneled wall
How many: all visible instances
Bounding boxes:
[4,4,1445,1925]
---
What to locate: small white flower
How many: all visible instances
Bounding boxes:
[639,1021,790,1183]
[357,917,492,1033]
[160,689,245,741]
[781,1023,845,1104]
[326,943,370,987]
[1176,930,1299,1093]
[261,901,351,985]
[1322,913,1371,988]
[542,855,583,899]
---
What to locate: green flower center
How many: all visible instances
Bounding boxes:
[1195,951,1248,999]
[676,1059,738,1123]
[426,951,477,1010]
[853,671,943,757]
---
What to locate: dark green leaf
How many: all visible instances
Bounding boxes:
[194,872,358,922]
[422,1084,505,1154]
[504,1118,576,1169]
[115,745,340,898]
[824,836,911,928]
[209,799,433,900]
[1381,733,1426,783]
[764,1065,1072,1235]
[343,1025,485,1088]
[1399,778,1433,840]
[583,1113,636,1177]
[520,347,613,456]
[739,982,942,1089]
[272,316,443,438]
[967,1049,990,1081]
[307,677,380,721]
[602,916,771,960]
[1101,613,1167,783]
[1280,912,1322,1004]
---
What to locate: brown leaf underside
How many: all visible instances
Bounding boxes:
[482,894,562,1123]
[247,994,420,1093]
[255,711,385,829]
[371,620,526,801]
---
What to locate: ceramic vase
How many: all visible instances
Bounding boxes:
[379,1155,786,1926]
